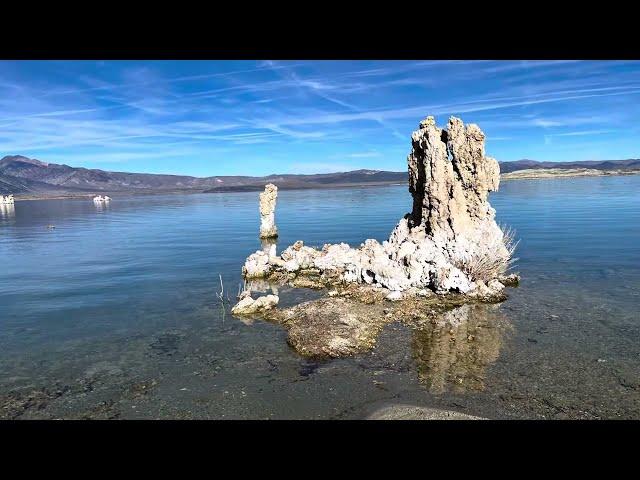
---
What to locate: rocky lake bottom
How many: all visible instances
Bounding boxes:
[1,176,639,419]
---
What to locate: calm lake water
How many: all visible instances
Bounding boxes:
[1,176,639,419]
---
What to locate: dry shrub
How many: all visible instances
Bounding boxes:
[456,224,519,283]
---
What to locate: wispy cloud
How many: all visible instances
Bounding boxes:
[258,60,409,141]
[1,60,639,175]
[346,151,381,158]
[479,60,582,74]
[261,86,640,129]
[545,129,615,138]
[286,162,359,174]
[43,62,309,97]
[330,151,382,159]
[532,119,564,128]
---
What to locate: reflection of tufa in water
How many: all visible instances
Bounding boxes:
[0,202,15,219]
[245,278,279,296]
[411,303,509,394]
[260,238,277,258]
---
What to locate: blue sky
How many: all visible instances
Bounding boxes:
[0,60,639,176]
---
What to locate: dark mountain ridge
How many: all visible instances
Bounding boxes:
[1,155,639,196]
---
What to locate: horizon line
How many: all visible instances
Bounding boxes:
[2,154,640,179]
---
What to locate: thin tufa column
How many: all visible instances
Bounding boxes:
[259,183,278,239]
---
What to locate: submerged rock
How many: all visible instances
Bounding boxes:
[272,297,390,358]
[240,116,516,300]
[259,183,278,239]
[498,273,520,287]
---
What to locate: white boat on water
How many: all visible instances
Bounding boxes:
[0,194,15,204]
[93,195,111,203]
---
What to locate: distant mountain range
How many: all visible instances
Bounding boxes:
[1,154,639,196]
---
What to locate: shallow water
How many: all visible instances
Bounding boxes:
[1,176,639,419]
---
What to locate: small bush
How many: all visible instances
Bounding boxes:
[456,224,519,283]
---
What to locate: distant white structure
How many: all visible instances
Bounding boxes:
[93,195,111,203]
[0,195,15,204]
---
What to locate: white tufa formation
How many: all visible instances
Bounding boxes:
[259,184,278,239]
[241,116,515,298]
[0,194,15,204]
[231,294,279,315]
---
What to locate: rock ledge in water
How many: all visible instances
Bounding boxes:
[231,294,279,315]
[255,291,505,360]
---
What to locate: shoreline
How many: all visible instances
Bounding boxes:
[501,168,640,181]
[8,169,640,201]
[10,183,409,201]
